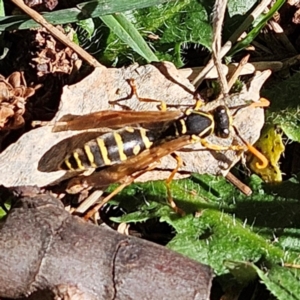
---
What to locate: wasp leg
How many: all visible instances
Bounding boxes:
[165,153,185,215]
[83,164,158,221]
[199,137,268,168]
[128,78,168,111]
[184,94,206,116]
[193,98,204,111]
[198,137,246,151]
[190,90,207,111]
[109,78,167,111]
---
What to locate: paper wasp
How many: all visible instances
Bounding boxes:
[38,81,268,215]
[59,105,237,172]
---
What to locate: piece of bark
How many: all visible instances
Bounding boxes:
[0,62,271,188]
[0,193,213,300]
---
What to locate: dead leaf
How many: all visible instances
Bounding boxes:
[0,71,37,130]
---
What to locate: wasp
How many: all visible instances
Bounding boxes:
[59,105,237,172]
[39,82,268,215]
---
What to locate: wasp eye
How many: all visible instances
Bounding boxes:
[213,105,231,138]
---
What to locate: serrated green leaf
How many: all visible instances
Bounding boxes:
[158,0,212,48]
[108,174,300,279]
[165,209,284,275]
[224,260,258,284]
[225,261,300,300]
[253,264,300,300]
[262,72,300,142]
[278,228,300,254]
[97,0,213,66]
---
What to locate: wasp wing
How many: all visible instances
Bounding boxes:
[66,136,191,191]
[53,110,182,132]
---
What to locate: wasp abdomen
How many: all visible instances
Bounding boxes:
[61,127,157,171]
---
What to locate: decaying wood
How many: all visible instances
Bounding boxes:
[0,62,270,188]
[0,193,213,300]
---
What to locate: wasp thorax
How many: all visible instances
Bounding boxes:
[184,112,214,137]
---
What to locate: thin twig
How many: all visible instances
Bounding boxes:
[269,20,298,55]
[227,54,250,90]
[193,0,272,88]
[212,0,229,95]
[225,172,252,196]
[179,61,283,80]
[10,0,104,69]
[72,190,104,214]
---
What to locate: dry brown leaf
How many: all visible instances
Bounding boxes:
[0,71,37,130]
[32,28,80,77]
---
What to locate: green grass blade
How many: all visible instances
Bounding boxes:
[0,0,4,17]
[228,0,285,57]
[100,13,158,62]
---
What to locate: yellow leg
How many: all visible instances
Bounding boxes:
[194,98,204,110]
[200,136,268,169]
[83,164,158,220]
[198,137,246,151]
[128,78,168,111]
[165,153,185,215]
[191,89,205,110]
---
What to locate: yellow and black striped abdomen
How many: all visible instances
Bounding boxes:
[61,127,157,171]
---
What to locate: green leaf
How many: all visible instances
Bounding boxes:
[224,261,300,300]
[227,0,257,17]
[0,0,4,17]
[278,228,300,254]
[253,264,300,300]
[224,260,258,283]
[0,0,174,31]
[108,174,300,278]
[77,18,95,39]
[100,14,158,63]
[97,0,213,66]
[0,204,8,219]
[111,201,172,223]
[228,0,285,57]
[165,209,284,275]
[262,72,300,142]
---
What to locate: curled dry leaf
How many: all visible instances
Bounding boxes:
[25,0,58,10]
[0,71,36,130]
[31,27,80,77]
[0,62,271,188]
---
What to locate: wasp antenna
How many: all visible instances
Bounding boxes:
[245,141,268,169]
